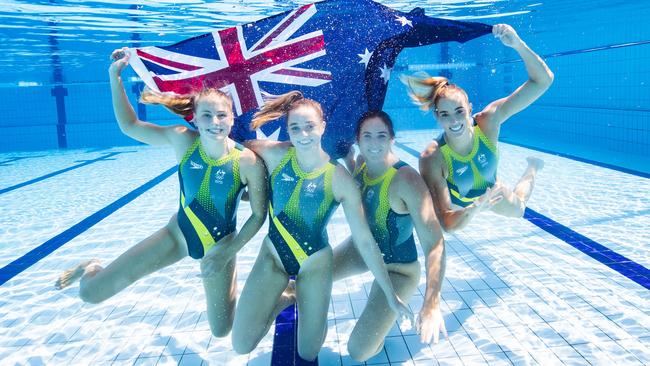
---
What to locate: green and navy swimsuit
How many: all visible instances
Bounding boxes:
[437,124,498,208]
[177,139,246,259]
[268,147,340,276]
[354,161,418,264]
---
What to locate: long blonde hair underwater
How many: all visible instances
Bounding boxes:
[251,91,324,130]
[400,74,469,112]
[139,88,233,120]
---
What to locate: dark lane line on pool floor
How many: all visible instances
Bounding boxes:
[0,151,134,195]
[0,165,177,286]
[498,138,649,178]
[0,155,47,166]
[394,141,650,290]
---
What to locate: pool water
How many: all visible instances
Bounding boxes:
[0,132,648,365]
[1,0,649,365]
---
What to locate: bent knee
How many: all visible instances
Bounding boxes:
[493,196,526,218]
[513,198,526,217]
[78,285,105,304]
[297,344,320,362]
[232,339,256,355]
[348,337,382,362]
[231,329,258,354]
[210,323,232,338]
[348,348,376,363]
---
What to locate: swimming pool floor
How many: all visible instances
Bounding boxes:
[0,130,648,365]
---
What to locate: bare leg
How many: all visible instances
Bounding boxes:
[295,246,334,361]
[232,241,289,354]
[332,237,368,282]
[491,157,544,217]
[347,263,420,362]
[515,157,544,203]
[271,235,362,318]
[270,278,296,319]
[201,256,237,337]
[56,215,187,304]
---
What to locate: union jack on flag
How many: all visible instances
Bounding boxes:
[128,0,491,158]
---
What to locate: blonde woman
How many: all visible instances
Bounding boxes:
[411,24,553,231]
[232,91,413,361]
[55,48,268,337]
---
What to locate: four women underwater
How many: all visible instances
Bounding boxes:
[55,23,553,362]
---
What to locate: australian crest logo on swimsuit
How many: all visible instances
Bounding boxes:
[366,189,375,200]
[214,169,226,184]
[190,160,204,170]
[477,153,488,167]
[305,181,318,195]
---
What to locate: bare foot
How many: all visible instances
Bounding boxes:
[526,157,544,172]
[55,259,101,290]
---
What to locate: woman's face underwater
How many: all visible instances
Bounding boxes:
[193,95,234,141]
[357,117,393,162]
[435,93,472,138]
[286,105,325,150]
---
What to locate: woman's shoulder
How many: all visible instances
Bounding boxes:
[237,144,263,167]
[420,139,446,167]
[395,162,420,180]
[474,107,500,140]
[394,163,425,190]
[169,125,197,141]
[245,139,292,163]
[418,139,449,181]
[421,137,444,158]
[170,128,199,159]
[266,141,293,156]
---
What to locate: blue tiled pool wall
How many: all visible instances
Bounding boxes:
[1,2,649,174]
[0,76,188,152]
[386,2,650,172]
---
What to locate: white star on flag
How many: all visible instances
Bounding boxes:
[358,48,373,68]
[256,127,281,141]
[379,64,391,84]
[395,15,413,27]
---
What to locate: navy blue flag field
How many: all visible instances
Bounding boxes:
[128,0,492,158]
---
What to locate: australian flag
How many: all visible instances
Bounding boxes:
[128,0,492,158]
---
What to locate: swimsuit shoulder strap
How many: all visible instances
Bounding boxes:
[270,146,295,179]
[474,125,498,154]
[180,138,201,166]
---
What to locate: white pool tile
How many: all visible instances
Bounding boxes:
[384,336,412,362]
[177,352,204,366]
[133,356,159,366]
[0,138,648,366]
[365,346,389,364]
[548,345,589,366]
[247,347,273,366]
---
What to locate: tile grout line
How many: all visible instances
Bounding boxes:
[394,140,649,291]
[0,165,177,286]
